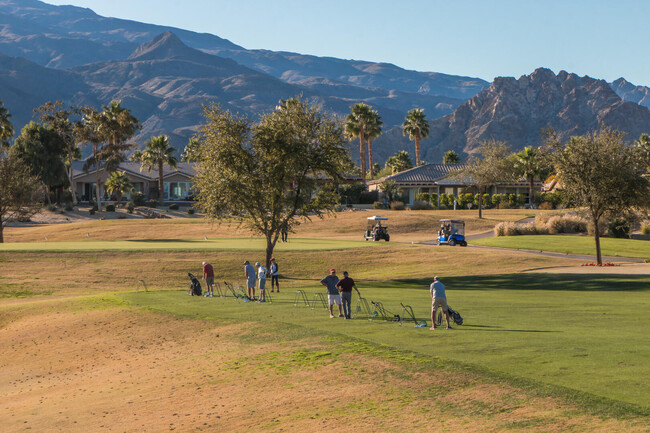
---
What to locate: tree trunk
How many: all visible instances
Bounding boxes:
[593,215,602,265]
[478,186,483,219]
[368,137,374,179]
[45,185,52,205]
[158,160,164,204]
[529,175,535,206]
[94,144,102,211]
[415,134,421,166]
[67,148,77,205]
[0,224,4,243]
[359,136,366,183]
[265,232,278,268]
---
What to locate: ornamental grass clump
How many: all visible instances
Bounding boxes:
[641,221,650,235]
[546,214,588,234]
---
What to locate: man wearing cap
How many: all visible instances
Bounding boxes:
[244,260,256,300]
[320,269,343,318]
[255,262,268,302]
[270,258,279,292]
[430,276,451,330]
[336,271,361,319]
[202,261,214,297]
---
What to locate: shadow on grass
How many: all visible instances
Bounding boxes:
[129,239,206,243]
[370,274,650,292]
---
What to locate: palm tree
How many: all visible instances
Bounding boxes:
[138,135,178,203]
[98,100,140,173]
[105,171,133,205]
[513,146,545,206]
[402,108,430,166]
[77,107,105,210]
[366,110,382,179]
[0,100,14,149]
[344,103,373,183]
[443,150,460,164]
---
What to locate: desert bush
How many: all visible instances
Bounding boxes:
[126,202,135,214]
[89,209,95,215]
[494,221,546,236]
[458,193,473,208]
[494,221,510,236]
[608,218,630,238]
[105,204,116,212]
[64,203,74,211]
[147,199,158,208]
[131,192,146,206]
[359,190,379,204]
[429,193,438,205]
[187,208,195,215]
[641,221,650,235]
[547,214,588,234]
[390,201,405,210]
[372,201,383,209]
[411,200,432,210]
[169,203,179,210]
[415,192,430,202]
[538,201,554,210]
[117,214,127,219]
[439,193,451,207]
[47,204,57,212]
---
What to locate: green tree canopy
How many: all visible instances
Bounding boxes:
[11,121,68,203]
[365,109,382,179]
[0,152,43,242]
[402,108,430,166]
[194,98,349,265]
[554,126,650,264]
[344,103,373,183]
[385,150,413,174]
[513,146,552,205]
[442,150,460,164]
[181,136,203,162]
[105,170,133,204]
[136,135,178,203]
[0,100,14,149]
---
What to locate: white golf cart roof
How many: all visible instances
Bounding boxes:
[439,219,464,224]
[368,216,389,221]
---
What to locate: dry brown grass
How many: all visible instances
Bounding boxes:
[1,307,645,433]
[4,209,541,243]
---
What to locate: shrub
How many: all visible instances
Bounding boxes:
[429,193,438,205]
[641,221,650,235]
[483,194,491,209]
[372,201,383,209]
[390,201,405,210]
[117,214,127,219]
[411,200,432,210]
[538,202,554,210]
[415,192,430,202]
[439,193,451,207]
[458,193,473,208]
[494,221,547,236]
[147,199,158,208]
[547,214,588,234]
[169,203,179,210]
[187,208,195,215]
[359,190,379,204]
[437,204,448,210]
[105,204,116,212]
[131,192,146,206]
[47,204,57,212]
[64,203,74,211]
[126,202,135,214]
[491,194,502,207]
[608,218,630,238]
[89,209,95,215]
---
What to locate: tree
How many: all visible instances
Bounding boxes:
[366,109,382,179]
[442,150,460,164]
[77,101,140,211]
[0,100,14,149]
[345,103,373,183]
[36,101,82,204]
[459,139,517,218]
[105,170,133,205]
[181,136,202,162]
[11,122,68,204]
[194,98,348,266]
[636,133,650,170]
[379,180,401,204]
[0,152,42,243]
[402,108,430,166]
[385,150,413,174]
[513,146,549,206]
[136,135,178,204]
[554,127,650,265]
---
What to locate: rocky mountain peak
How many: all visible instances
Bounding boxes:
[127,31,191,61]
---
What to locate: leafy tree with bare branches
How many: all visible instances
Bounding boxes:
[0,152,42,243]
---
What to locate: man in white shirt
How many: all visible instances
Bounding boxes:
[256,262,268,302]
[430,276,451,330]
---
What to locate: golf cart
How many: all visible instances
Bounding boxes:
[364,216,390,242]
[437,219,467,246]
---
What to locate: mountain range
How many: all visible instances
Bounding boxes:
[1,0,649,165]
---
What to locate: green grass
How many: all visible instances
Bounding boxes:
[119,273,650,413]
[0,237,377,252]
[472,235,650,260]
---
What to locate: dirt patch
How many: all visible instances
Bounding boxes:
[524,263,650,275]
[0,308,646,432]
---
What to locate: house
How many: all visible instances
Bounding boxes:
[71,161,197,202]
[367,163,540,205]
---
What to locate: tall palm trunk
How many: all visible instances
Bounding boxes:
[67,146,77,205]
[478,186,483,219]
[158,160,164,203]
[529,175,535,206]
[93,143,102,211]
[593,215,602,265]
[368,137,374,179]
[414,133,421,166]
[359,135,366,183]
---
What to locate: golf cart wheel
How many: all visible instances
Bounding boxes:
[449,239,456,246]
[460,241,467,247]
[385,234,390,242]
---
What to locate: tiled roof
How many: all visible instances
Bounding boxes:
[369,163,466,184]
[71,160,197,180]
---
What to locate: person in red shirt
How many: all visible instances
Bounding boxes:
[202,261,214,297]
[336,271,361,319]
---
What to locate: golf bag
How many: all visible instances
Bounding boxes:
[447,306,463,325]
[188,272,202,296]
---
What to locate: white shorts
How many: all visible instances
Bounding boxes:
[328,294,342,305]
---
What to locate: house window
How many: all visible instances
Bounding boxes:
[164,182,194,200]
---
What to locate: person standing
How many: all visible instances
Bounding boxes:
[202,261,214,297]
[430,276,451,330]
[320,269,343,318]
[244,260,256,300]
[336,271,361,319]
[256,262,268,302]
[280,224,288,242]
[270,257,280,292]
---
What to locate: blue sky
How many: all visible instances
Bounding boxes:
[43,0,650,86]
